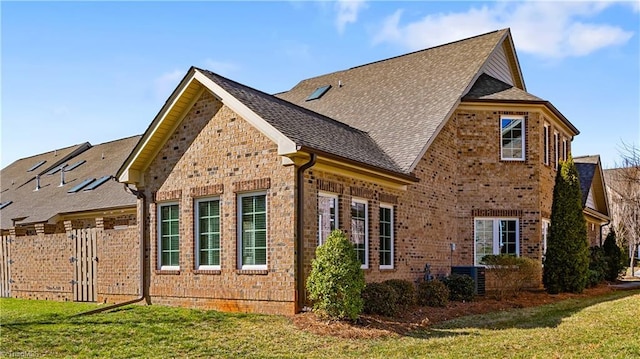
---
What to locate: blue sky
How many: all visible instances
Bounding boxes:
[2,1,639,169]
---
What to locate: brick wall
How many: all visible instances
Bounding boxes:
[97,226,141,303]
[142,90,297,315]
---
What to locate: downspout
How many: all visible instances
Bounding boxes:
[73,183,148,316]
[296,153,316,312]
[600,219,611,247]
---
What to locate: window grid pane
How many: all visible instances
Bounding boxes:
[318,195,337,245]
[475,219,494,264]
[160,204,179,267]
[241,195,267,266]
[379,207,393,267]
[198,200,221,266]
[500,220,518,255]
[501,118,524,159]
[351,201,367,265]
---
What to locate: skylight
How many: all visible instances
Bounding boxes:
[46,165,64,175]
[0,201,13,209]
[27,160,47,172]
[306,85,331,101]
[66,160,86,171]
[68,178,95,193]
[84,175,111,191]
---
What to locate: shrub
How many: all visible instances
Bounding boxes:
[588,246,607,287]
[362,282,399,316]
[603,228,626,281]
[482,255,541,299]
[306,230,365,321]
[417,280,449,307]
[383,279,416,310]
[442,273,475,302]
[543,156,590,294]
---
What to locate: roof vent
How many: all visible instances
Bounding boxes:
[34,175,41,191]
[306,85,331,101]
[59,166,67,187]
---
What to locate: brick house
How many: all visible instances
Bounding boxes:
[0,136,141,302]
[574,155,611,247]
[114,28,581,315]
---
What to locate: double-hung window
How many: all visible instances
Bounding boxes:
[562,138,568,162]
[379,204,394,269]
[238,192,267,269]
[543,124,550,166]
[542,219,551,256]
[195,198,221,269]
[554,131,560,169]
[500,115,525,160]
[474,218,519,265]
[158,203,180,270]
[351,199,369,269]
[318,193,338,245]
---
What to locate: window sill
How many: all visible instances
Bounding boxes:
[236,269,269,275]
[379,267,396,271]
[155,269,180,275]
[194,269,222,275]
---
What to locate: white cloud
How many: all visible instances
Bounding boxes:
[154,70,184,100]
[372,1,634,59]
[335,0,367,33]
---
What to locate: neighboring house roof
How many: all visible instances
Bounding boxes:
[276,29,529,172]
[575,155,610,221]
[0,136,140,229]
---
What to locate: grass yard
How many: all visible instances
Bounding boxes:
[1,290,639,358]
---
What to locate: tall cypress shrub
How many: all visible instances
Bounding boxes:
[603,228,625,281]
[543,156,590,294]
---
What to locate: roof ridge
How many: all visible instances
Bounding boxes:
[196,68,373,136]
[90,134,142,148]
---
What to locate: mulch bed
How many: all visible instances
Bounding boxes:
[291,284,618,339]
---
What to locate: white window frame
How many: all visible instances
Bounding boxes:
[379,204,394,270]
[500,115,526,161]
[542,219,551,256]
[195,197,221,270]
[157,202,180,270]
[554,131,560,169]
[562,138,568,162]
[351,198,369,269]
[237,191,268,270]
[474,217,520,266]
[317,192,339,246]
[543,123,550,166]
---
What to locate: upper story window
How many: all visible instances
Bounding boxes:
[318,192,338,246]
[379,204,394,269]
[195,198,221,269]
[158,202,180,270]
[238,192,267,270]
[562,138,568,162]
[474,218,519,265]
[351,198,369,269]
[554,131,560,169]
[543,124,550,166]
[500,116,525,161]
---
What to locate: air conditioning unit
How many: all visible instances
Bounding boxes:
[451,266,486,296]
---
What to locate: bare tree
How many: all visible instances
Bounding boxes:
[607,142,640,276]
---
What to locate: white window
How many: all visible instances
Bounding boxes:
[500,115,525,160]
[474,218,519,265]
[238,192,267,270]
[318,193,338,245]
[351,198,369,269]
[158,202,180,270]
[562,138,568,161]
[554,131,560,169]
[543,124,550,166]
[542,219,551,256]
[195,198,221,269]
[379,204,394,269]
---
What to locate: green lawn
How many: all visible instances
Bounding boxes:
[1,290,639,358]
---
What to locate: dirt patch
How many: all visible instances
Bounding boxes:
[291,284,617,339]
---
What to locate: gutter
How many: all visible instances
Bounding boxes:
[296,153,316,312]
[600,219,611,247]
[73,183,149,316]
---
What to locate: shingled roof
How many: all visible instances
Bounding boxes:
[574,155,610,218]
[197,69,404,175]
[0,136,140,229]
[463,73,543,101]
[276,29,512,172]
